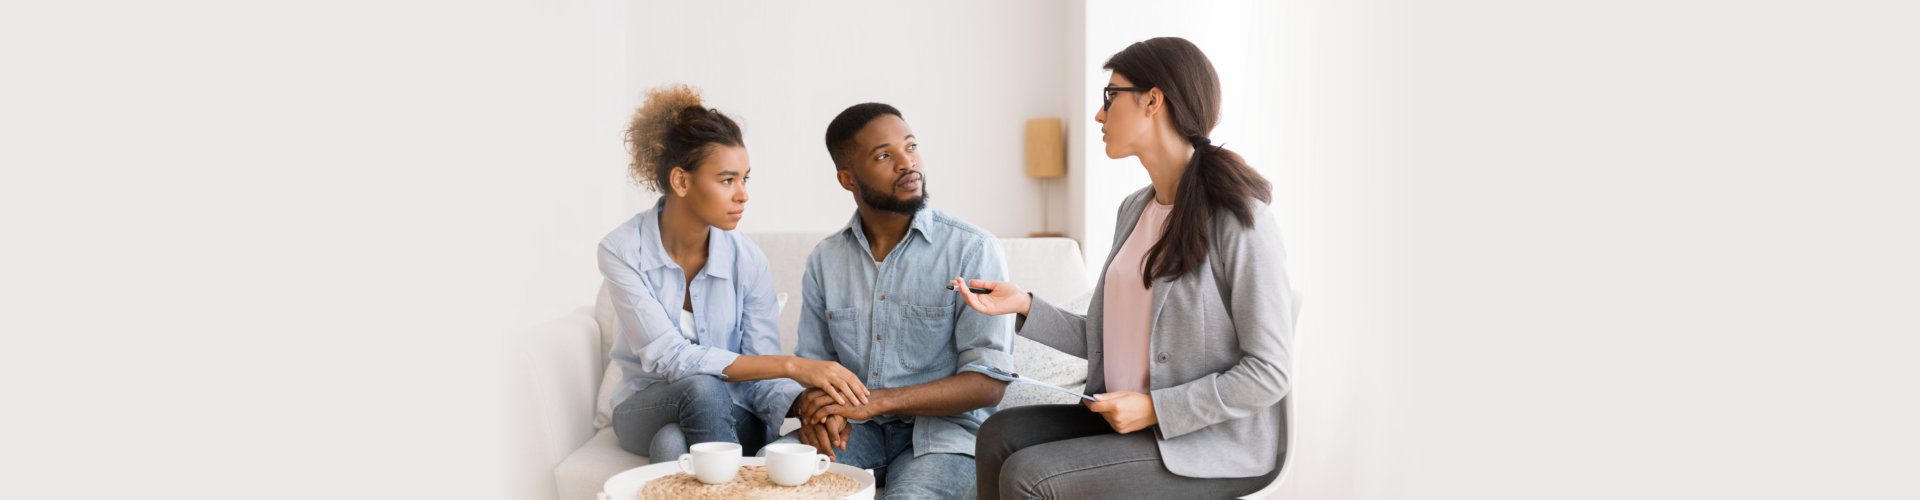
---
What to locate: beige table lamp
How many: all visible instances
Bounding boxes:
[1026,118,1065,238]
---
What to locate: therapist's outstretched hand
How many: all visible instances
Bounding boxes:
[1085,391,1158,434]
[950,277,1031,317]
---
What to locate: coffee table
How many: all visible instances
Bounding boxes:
[599,456,878,500]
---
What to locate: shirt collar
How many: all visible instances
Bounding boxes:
[638,198,734,280]
[839,204,937,251]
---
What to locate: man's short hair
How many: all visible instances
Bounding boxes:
[824,102,904,171]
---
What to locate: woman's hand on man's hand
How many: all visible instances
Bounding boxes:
[787,357,869,407]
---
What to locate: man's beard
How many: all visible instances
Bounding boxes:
[858,172,929,216]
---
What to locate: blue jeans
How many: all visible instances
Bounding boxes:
[826,419,976,500]
[611,374,768,463]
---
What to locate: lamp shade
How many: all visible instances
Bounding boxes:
[1025,118,1065,179]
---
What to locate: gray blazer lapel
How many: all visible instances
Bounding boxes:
[1102,189,1153,276]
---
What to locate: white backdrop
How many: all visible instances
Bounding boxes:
[7,1,1919,499]
[621,0,1074,238]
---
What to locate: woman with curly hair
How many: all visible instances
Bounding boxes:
[600,84,870,461]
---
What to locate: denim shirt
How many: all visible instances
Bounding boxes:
[796,205,1016,457]
[599,200,804,439]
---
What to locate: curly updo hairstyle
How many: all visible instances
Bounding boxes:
[624,84,744,194]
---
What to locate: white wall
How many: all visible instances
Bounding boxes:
[5,2,566,499]
[1393,1,1920,498]
[499,0,1080,343]
[1075,0,1278,264]
[622,0,1073,238]
[1263,1,1413,499]
[496,2,633,498]
[503,0,636,330]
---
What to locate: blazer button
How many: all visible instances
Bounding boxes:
[1156,352,1170,364]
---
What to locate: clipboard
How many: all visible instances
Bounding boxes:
[966,363,1098,402]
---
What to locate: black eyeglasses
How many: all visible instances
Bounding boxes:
[1101,86,1149,111]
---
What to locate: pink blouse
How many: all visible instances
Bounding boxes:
[1101,198,1173,394]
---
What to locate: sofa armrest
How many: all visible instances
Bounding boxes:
[516,306,605,475]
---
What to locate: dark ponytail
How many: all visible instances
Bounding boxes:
[1105,37,1272,288]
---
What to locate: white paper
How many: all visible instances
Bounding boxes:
[966,363,1097,401]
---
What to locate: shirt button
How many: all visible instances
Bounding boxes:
[876,334,883,340]
[1156,352,1170,364]
[872,372,879,378]
[878,295,886,301]
[827,312,833,319]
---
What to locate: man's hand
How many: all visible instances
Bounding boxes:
[1084,391,1158,434]
[800,386,886,424]
[797,416,850,459]
[814,401,880,423]
[794,388,839,424]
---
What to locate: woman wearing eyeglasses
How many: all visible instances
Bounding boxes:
[601,84,871,463]
[954,37,1295,498]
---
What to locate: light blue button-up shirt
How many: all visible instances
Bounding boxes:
[599,200,803,439]
[796,205,1016,457]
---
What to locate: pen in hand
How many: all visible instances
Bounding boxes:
[946,283,993,294]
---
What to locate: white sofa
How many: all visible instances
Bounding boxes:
[520,233,1102,500]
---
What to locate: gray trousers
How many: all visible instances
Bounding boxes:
[976,404,1278,500]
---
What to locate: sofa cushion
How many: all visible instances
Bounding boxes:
[998,237,1090,306]
[1000,289,1094,408]
[594,281,616,356]
[741,232,830,355]
[593,282,614,429]
[593,362,618,430]
[554,426,650,500]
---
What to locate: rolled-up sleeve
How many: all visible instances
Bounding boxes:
[953,238,1017,378]
[599,242,739,382]
[735,249,803,425]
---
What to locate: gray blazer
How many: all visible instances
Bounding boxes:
[1019,186,1295,479]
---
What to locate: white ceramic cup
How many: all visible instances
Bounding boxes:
[763,443,833,486]
[677,442,742,484]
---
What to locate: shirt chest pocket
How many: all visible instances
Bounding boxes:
[898,303,956,371]
[826,306,863,357]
